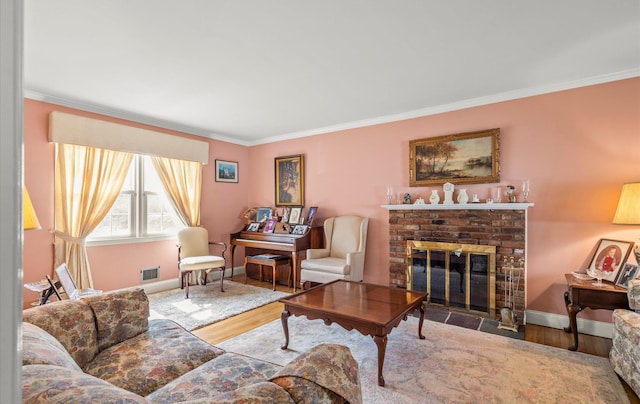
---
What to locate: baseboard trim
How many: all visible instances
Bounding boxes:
[525,309,613,339]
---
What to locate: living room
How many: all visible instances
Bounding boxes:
[3,1,640,402]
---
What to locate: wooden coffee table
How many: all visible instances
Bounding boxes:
[278,279,427,386]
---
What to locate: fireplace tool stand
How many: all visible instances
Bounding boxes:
[498,256,522,332]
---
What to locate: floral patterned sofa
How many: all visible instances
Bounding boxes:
[22,288,361,403]
[610,279,640,397]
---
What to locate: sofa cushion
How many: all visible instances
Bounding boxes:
[22,364,149,404]
[22,299,98,368]
[84,288,149,351]
[270,344,362,404]
[84,319,224,397]
[22,322,81,371]
[147,352,281,402]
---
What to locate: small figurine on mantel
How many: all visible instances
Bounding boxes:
[506,185,517,203]
[403,193,412,204]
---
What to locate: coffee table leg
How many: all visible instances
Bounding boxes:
[373,335,387,386]
[418,302,426,339]
[280,310,291,350]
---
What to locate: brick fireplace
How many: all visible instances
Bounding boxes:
[385,204,532,322]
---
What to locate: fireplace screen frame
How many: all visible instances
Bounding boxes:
[406,240,497,318]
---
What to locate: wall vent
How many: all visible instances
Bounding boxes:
[140,266,160,283]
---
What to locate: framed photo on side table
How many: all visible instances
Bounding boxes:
[586,238,634,283]
[215,160,238,183]
[616,264,639,289]
[275,154,304,206]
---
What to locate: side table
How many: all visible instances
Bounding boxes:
[563,273,629,351]
[24,277,61,305]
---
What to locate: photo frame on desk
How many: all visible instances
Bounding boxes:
[586,238,634,283]
[246,222,260,232]
[256,207,272,223]
[305,206,318,225]
[263,219,277,233]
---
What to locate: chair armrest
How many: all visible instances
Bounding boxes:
[270,344,361,404]
[208,241,228,258]
[345,251,366,282]
[306,248,330,260]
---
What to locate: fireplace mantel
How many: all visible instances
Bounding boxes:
[381,202,534,211]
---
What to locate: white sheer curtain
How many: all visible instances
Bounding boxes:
[53,143,133,289]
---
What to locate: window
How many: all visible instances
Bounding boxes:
[89,155,183,243]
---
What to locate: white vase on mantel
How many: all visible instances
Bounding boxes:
[429,190,440,204]
[457,189,469,204]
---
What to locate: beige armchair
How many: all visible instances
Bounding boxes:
[177,227,227,298]
[300,215,368,288]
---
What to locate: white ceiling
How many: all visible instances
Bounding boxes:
[24,1,640,146]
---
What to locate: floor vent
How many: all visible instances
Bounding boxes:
[140,266,160,283]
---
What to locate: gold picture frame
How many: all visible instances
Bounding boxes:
[275,154,304,206]
[409,128,500,186]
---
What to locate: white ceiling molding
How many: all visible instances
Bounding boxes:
[29,68,639,147]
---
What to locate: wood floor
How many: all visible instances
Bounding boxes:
[193,275,638,403]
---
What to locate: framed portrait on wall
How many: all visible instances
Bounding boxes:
[275,154,304,206]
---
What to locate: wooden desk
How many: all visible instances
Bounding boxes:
[279,280,427,387]
[230,226,323,292]
[563,273,629,351]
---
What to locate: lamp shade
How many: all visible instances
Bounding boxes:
[23,186,41,230]
[612,182,640,225]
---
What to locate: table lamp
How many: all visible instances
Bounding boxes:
[23,186,41,231]
[613,181,640,263]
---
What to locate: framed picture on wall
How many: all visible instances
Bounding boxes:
[275,154,304,206]
[586,238,634,283]
[215,160,238,183]
[409,128,500,186]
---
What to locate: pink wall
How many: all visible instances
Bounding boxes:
[24,78,640,321]
[22,100,249,307]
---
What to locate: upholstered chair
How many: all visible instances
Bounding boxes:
[177,227,227,298]
[300,215,368,288]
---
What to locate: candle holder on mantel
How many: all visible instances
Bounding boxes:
[498,256,523,333]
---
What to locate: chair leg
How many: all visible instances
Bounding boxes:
[219,267,225,292]
[182,271,191,299]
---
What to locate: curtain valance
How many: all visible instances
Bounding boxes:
[49,111,209,164]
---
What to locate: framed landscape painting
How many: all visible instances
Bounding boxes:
[215,160,238,183]
[409,128,500,186]
[275,154,304,206]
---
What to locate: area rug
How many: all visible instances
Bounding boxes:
[147,280,288,331]
[218,316,628,403]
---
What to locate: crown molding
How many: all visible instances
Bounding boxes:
[25,68,640,147]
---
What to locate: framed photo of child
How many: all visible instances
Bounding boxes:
[586,238,634,283]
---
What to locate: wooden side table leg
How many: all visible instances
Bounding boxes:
[373,334,388,386]
[280,309,291,350]
[563,291,581,351]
